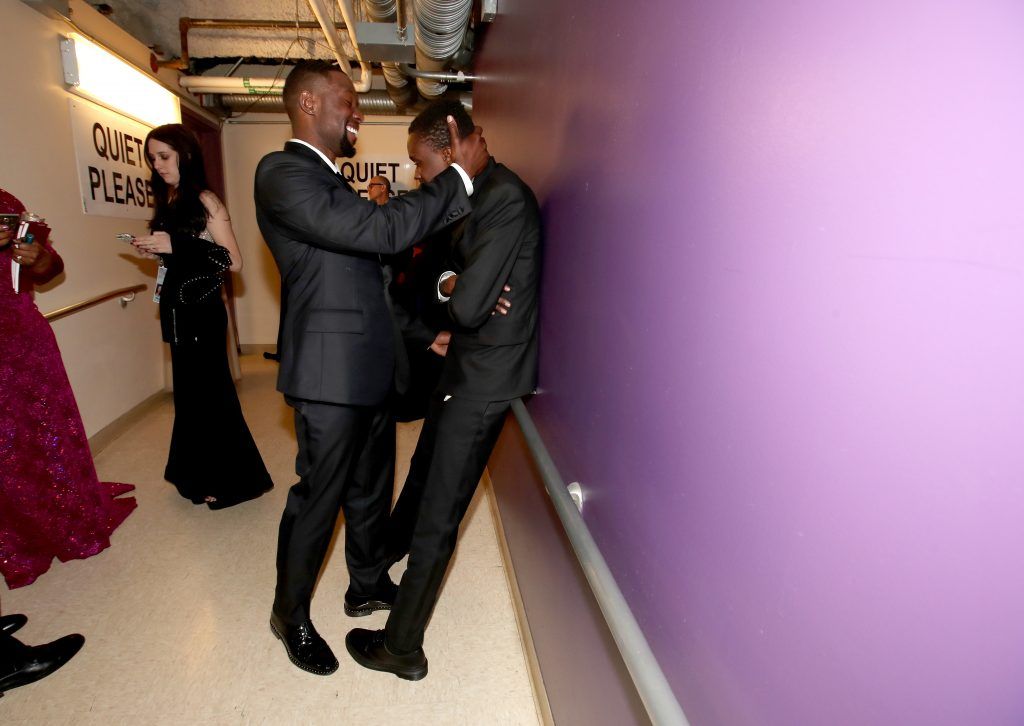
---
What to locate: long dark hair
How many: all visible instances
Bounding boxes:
[144,124,209,235]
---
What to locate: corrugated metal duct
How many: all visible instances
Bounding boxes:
[413,0,473,97]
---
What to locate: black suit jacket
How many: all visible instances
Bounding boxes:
[254,141,469,406]
[439,159,541,401]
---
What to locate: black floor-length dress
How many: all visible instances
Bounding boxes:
[159,230,273,509]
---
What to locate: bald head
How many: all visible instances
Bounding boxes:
[367,175,391,205]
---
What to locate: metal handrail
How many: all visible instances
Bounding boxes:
[510,398,690,726]
[43,284,147,322]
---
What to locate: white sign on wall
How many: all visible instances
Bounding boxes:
[339,157,418,200]
[68,98,155,219]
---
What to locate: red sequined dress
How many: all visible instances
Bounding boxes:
[0,188,136,588]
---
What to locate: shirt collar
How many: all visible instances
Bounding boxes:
[288,138,340,175]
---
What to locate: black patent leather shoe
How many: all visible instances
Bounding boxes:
[345,628,427,681]
[269,614,338,675]
[0,633,85,696]
[344,578,398,617]
[0,614,27,637]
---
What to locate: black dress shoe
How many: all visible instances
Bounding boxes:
[344,578,398,617]
[0,633,85,696]
[269,614,338,675]
[345,628,427,681]
[0,614,27,637]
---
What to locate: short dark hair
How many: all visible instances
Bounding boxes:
[408,101,474,152]
[283,60,344,116]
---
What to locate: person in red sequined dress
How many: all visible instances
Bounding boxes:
[0,187,136,589]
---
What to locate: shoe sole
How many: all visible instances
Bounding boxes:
[344,638,427,681]
[269,621,338,676]
[343,602,392,617]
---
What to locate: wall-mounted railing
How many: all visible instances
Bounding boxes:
[510,399,690,726]
[43,284,147,323]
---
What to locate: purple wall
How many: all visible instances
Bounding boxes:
[477,2,1024,724]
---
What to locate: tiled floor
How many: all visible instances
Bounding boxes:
[1,357,540,725]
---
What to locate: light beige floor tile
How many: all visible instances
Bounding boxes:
[1,356,539,726]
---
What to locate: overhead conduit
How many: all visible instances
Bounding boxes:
[412,0,473,97]
[307,0,372,91]
[361,0,418,109]
[179,76,287,94]
[177,0,475,110]
[219,90,402,114]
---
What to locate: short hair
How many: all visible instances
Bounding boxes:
[283,60,345,116]
[408,101,474,152]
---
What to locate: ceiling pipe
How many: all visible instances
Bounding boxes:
[159,17,350,71]
[331,0,373,92]
[397,62,475,83]
[305,0,371,91]
[412,0,474,97]
[222,90,400,114]
[360,0,418,109]
[396,0,408,40]
[220,89,471,115]
[179,76,287,93]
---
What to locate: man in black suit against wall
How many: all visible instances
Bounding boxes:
[253,61,489,676]
[346,101,541,681]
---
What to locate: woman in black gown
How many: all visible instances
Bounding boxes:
[132,124,272,509]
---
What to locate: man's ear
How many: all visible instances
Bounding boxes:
[442,146,453,164]
[299,89,317,116]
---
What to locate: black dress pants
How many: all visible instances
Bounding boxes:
[384,393,511,653]
[273,397,395,626]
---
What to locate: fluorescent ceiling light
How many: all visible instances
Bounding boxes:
[60,33,180,128]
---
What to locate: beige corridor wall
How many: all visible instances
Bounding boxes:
[222,117,416,345]
[0,1,165,436]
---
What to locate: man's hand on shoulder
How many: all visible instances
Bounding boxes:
[448,116,489,178]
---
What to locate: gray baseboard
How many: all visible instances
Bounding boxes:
[239,343,277,356]
[88,390,170,457]
[483,470,555,725]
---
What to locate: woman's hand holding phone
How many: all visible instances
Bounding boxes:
[131,231,172,256]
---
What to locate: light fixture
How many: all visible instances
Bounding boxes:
[59,33,180,128]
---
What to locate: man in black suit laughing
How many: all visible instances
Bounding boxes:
[254,61,489,676]
[346,101,542,681]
